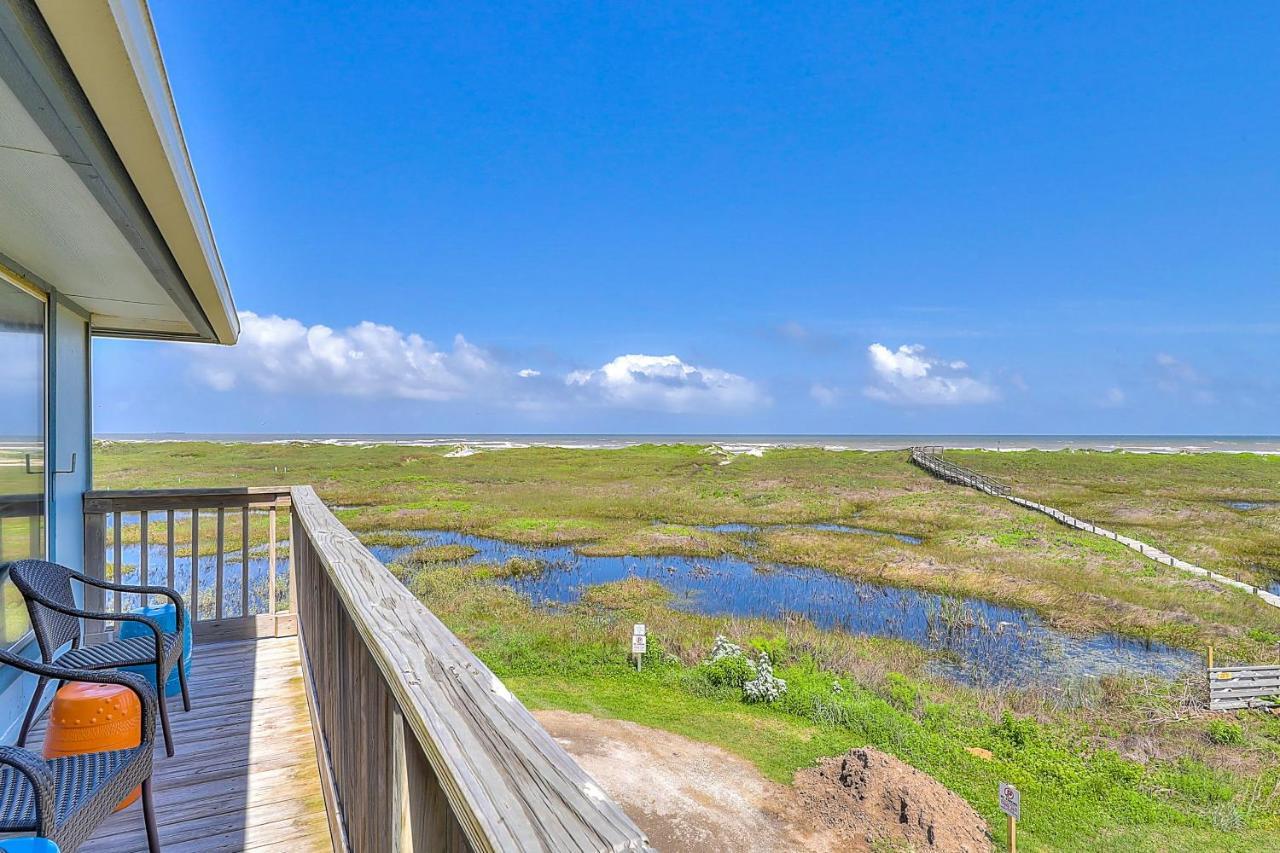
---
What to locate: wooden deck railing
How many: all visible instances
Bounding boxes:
[82,487,295,644]
[289,485,652,853]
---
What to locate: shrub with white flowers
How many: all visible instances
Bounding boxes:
[742,651,787,703]
[709,635,745,662]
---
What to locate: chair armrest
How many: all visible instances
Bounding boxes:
[0,648,157,746]
[0,746,56,835]
[68,570,186,634]
[20,595,171,671]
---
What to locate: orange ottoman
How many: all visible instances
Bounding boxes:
[42,682,142,811]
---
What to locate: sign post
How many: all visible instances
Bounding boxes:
[998,782,1020,853]
[631,624,647,671]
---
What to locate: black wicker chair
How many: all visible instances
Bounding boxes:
[0,651,160,852]
[8,560,189,758]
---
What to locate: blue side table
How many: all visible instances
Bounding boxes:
[118,602,193,697]
[0,840,60,852]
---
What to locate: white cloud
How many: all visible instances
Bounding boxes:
[1100,387,1127,408]
[517,368,541,378]
[1154,353,1214,404]
[810,383,840,406]
[863,343,998,405]
[566,354,765,413]
[191,311,496,401]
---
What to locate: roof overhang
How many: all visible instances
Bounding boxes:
[0,0,237,344]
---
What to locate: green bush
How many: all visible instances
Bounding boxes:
[698,651,757,689]
[1246,627,1280,645]
[885,672,922,712]
[1207,719,1244,745]
[748,634,789,663]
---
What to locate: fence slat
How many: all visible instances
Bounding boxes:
[166,510,176,591]
[112,511,122,614]
[215,508,226,620]
[241,506,250,618]
[191,510,200,622]
[268,505,278,616]
[139,510,149,599]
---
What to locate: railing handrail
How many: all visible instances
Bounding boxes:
[909,446,1012,496]
[289,485,650,853]
[85,486,292,513]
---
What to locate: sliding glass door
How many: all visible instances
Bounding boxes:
[0,280,45,643]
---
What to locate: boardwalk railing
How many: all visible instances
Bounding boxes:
[289,485,651,853]
[910,446,1012,496]
[82,487,295,644]
[1209,664,1280,711]
[909,448,1280,609]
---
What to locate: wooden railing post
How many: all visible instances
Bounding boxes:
[82,510,109,645]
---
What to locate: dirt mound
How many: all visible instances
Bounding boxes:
[536,710,990,853]
[794,748,992,852]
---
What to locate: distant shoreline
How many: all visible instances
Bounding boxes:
[94,433,1280,454]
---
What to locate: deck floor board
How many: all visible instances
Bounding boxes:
[32,636,331,853]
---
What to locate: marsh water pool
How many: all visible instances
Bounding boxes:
[368,529,1197,687]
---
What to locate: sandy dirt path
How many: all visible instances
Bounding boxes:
[534,709,832,851]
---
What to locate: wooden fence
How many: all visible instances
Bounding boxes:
[82,487,295,644]
[289,485,652,853]
[1209,664,1280,711]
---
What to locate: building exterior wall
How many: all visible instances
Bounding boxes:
[0,288,92,742]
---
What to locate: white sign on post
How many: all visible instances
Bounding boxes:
[998,782,1021,820]
[631,624,647,655]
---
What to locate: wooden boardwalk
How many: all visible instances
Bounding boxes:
[910,446,1280,609]
[34,637,332,853]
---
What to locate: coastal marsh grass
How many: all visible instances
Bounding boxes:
[94,441,1280,662]
[948,449,1280,589]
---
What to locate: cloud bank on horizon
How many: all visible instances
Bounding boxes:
[191,312,767,415]
[156,308,1250,434]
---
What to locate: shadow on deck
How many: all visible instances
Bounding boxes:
[33,637,332,852]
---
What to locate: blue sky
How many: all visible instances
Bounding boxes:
[95,1,1279,435]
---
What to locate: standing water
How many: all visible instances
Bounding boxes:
[369,530,1196,686]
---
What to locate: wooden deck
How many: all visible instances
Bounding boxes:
[33,637,333,852]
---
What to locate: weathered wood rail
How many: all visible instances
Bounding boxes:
[909,447,1280,609]
[0,493,43,561]
[82,487,296,644]
[290,485,651,853]
[1209,664,1280,711]
[909,446,1012,496]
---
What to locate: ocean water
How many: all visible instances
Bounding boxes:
[100,433,1280,454]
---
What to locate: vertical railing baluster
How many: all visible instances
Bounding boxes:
[112,511,122,614]
[268,504,278,616]
[215,507,225,620]
[166,510,176,591]
[241,505,250,618]
[190,509,200,622]
[139,510,149,605]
